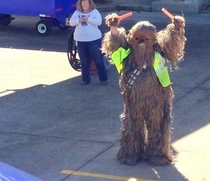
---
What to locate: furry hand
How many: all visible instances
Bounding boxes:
[105,13,120,27]
[173,15,185,31]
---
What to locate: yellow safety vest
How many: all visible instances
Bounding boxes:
[111,48,171,88]
[153,52,171,87]
[111,47,131,73]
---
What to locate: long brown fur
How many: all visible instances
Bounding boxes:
[102,13,186,166]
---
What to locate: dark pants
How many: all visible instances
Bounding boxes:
[77,39,108,83]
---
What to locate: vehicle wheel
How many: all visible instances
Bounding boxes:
[0,14,14,26]
[36,20,51,36]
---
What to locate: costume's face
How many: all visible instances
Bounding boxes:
[128,21,157,68]
[128,21,157,48]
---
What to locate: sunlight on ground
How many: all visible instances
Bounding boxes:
[0,48,81,94]
[172,123,210,181]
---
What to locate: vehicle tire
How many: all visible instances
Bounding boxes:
[36,20,51,36]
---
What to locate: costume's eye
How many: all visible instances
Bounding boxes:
[135,37,139,40]
[145,38,149,41]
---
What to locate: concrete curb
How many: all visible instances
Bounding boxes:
[96,0,210,13]
[96,2,152,12]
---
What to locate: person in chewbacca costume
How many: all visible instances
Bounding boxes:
[101,13,186,166]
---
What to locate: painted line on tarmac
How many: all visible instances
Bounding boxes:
[60,170,157,181]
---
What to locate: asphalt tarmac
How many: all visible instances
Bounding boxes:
[0,10,210,181]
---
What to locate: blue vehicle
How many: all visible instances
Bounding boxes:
[0,0,77,35]
[0,162,43,181]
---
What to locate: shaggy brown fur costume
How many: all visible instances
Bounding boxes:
[102,13,186,166]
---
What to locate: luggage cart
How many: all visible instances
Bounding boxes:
[0,0,77,36]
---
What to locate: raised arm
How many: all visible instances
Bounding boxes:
[157,15,187,68]
[101,13,127,56]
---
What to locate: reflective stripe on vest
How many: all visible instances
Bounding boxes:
[153,52,171,87]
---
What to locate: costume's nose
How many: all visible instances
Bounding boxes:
[139,39,144,44]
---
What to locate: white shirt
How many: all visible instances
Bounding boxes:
[69,9,102,42]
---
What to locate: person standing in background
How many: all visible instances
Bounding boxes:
[69,0,108,85]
